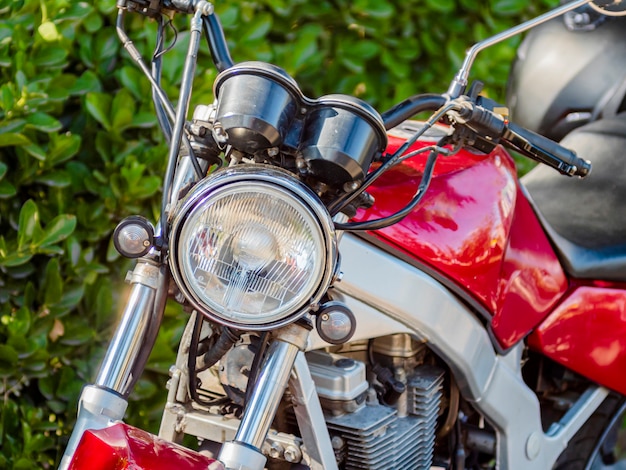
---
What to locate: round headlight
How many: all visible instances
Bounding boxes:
[170,167,336,330]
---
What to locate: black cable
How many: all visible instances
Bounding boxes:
[196,326,241,372]
[152,17,172,143]
[334,144,440,231]
[329,100,456,217]
[154,18,178,60]
[243,332,270,407]
[187,313,231,407]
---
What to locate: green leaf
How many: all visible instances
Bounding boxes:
[25,112,62,133]
[34,170,71,188]
[85,92,112,130]
[490,0,528,14]
[0,252,34,268]
[57,3,94,21]
[119,66,146,100]
[0,133,31,147]
[0,85,13,113]
[353,0,395,19]
[23,143,47,161]
[56,366,81,401]
[111,89,136,131]
[43,259,63,305]
[36,214,77,248]
[8,307,31,337]
[70,70,102,95]
[32,46,68,67]
[17,200,40,250]
[0,162,6,179]
[240,13,273,42]
[0,119,26,134]
[0,180,16,198]
[48,133,81,166]
[129,113,156,129]
[0,345,19,374]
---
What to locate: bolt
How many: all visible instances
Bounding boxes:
[268,442,283,459]
[331,436,344,450]
[283,446,301,463]
[526,432,541,460]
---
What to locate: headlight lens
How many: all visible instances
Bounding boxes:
[170,168,336,329]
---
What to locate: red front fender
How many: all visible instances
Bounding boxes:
[68,423,224,470]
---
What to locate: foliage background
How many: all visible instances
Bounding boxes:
[0,0,556,467]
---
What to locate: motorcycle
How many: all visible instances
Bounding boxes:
[58,0,626,469]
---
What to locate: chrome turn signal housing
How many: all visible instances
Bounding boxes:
[169,166,337,330]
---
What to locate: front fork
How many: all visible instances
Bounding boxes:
[61,257,329,470]
[59,258,167,470]
[218,324,309,470]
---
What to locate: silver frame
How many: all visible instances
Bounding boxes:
[334,233,608,469]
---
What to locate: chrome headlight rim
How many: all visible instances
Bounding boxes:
[169,165,337,331]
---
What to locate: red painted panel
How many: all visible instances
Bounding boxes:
[491,191,568,348]
[360,131,567,348]
[69,423,223,470]
[529,287,626,396]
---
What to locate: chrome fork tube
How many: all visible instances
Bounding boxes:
[218,323,310,470]
[59,259,166,470]
[96,259,165,394]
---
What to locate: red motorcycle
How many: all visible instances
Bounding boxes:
[60,1,626,469]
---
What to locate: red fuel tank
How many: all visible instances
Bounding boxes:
[358,126,568,349]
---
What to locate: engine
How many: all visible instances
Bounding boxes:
[160,327,447,470]
[308,349,444,469]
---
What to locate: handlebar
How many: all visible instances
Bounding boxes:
[501,122,591,177]
[454,96,591,178]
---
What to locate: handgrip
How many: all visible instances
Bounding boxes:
[502,122,591,177]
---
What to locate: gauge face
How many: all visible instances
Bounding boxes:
[589,0,626,16]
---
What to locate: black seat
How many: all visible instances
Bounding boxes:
[521,113,626,281]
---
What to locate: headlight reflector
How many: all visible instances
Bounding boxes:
[170,168,336,329]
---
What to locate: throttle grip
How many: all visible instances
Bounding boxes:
[502,122,591,177]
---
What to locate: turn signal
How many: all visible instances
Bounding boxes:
[113,216,155,258]
[316,301,356,345]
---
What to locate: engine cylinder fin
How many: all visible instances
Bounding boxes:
[406,365,445,469]
[326,405,396,469]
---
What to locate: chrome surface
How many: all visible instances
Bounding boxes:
[214,61,303,103]
[316,94,386,138]
[234,339,300,449]
[169,155,210,208]
[217,323,310,470]
[219,441,266,470]
[160,395,308,460]
[96,261,159,393]
[170,166,337,330]
[162,6,204,220]
[334,234,607,469]
[58,385,128,470]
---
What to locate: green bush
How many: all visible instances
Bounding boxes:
[1,0,556,467]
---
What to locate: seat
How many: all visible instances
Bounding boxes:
[521,113,626,281]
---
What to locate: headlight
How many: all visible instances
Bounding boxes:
[170,166,337,330]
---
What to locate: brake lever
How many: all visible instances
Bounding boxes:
[448,95,591,178]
